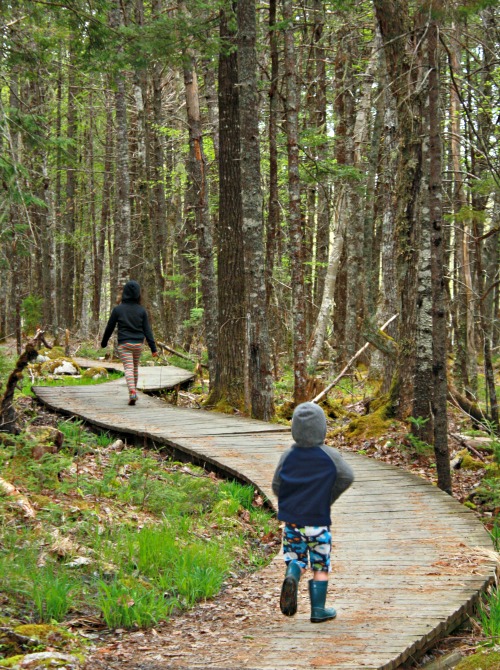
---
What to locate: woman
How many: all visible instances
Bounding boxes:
[101,280,158,405]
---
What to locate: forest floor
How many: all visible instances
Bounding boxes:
[29,391,500,669]
[1,340,498,670]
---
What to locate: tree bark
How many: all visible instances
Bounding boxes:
[182,47,218,387]
[284,0,307,405]
[428,15,451,493]
[61,44,77,328]
[237,0,274,419]
[207,6,246,409]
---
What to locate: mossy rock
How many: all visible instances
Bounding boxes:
[319,399,346,420]
[455,650,500,670]
[40,358,80,375]
[82,367,108,379]
[41,346,66,360]
[0,654,24,668]
[457,450,485,471]
[14,624,68,643]
[275,401,294,422]
[346,413,392,439]
[369,393,393,419]
[25,426,64,448]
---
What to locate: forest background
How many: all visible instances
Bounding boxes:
[1,0,500,497]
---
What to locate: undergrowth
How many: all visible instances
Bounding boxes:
[0,419,279,632]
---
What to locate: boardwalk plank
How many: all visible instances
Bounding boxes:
[31,371,497,670]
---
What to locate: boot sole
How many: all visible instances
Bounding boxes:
[310,612,337,623]
[280,577,298,616]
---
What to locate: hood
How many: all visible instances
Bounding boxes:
[122,280,141,303]
[291,402,327,447]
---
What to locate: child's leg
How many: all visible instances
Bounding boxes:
[305,526,336,623]
[118,343,138,398]
[305,526,331,579]
[131,344,142,390]
[280,524,307,616]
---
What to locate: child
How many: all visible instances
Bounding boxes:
[272,401,354,622]
[101,280,158,405]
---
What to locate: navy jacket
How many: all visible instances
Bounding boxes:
[272,402,354,526]
[101,281,157,353]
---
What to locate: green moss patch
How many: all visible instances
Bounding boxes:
[455,650,500,670]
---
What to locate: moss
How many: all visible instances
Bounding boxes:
[458,450,485,471]
[0,654,24,667]
[319,399,346,420]
[484,463,500,477]
[275,401,294,422]
[464,501,477,510]
[42,346,65,360]
[455,650,500,670]
[344,394,394,439]
[370,394,393,418]
[345,412,392,439]
[82,367,108,379]
[40,358,81,375]
[13,624,66,642]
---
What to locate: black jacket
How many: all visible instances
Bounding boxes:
[101,281,157,353]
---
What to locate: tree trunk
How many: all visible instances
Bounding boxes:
[111,1,131,300]
[428,15,451,493]
[237,0,274,419]
[374,0,423,420]
[182,47,218,387]
[308,192,346,371]
[370,71,398,391]
[61,45,77,328]
[284,0,307,405]
[207,7,246,409]
[449,24,472,395]
[266,0,280,308]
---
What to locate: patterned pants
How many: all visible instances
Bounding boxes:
[117,342,143,396]
[282,523,331,572]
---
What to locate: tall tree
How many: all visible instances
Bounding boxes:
[237,0,274,419]
[208,5,246,409]
[182,44,218,386]
[283,0,307,405]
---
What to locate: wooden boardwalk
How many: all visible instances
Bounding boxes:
[33,367,498,670]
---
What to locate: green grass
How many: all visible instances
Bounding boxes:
[0,421,279,631]
[478,587,500,645]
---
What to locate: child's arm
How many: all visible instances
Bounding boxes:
[272,449,291,497]
[142,311,157,354]
[100,309,118,348]
[322,446,355,504]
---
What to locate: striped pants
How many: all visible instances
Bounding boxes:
[117,342,143,396]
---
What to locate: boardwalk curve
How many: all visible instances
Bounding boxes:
[33,367,497,670]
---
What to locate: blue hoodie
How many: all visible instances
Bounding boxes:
[272,402,354,526]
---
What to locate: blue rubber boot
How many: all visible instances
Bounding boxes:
[280,561,302,616]
[309,580,337,623]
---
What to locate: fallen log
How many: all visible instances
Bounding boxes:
[157,341,208,369]
[447,385,496,432]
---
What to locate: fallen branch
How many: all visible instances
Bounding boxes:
[0,477,37,519]
[447,385,496,432]
[157,341,208,369]
[312,314,399,404]
[449,432,487,462]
